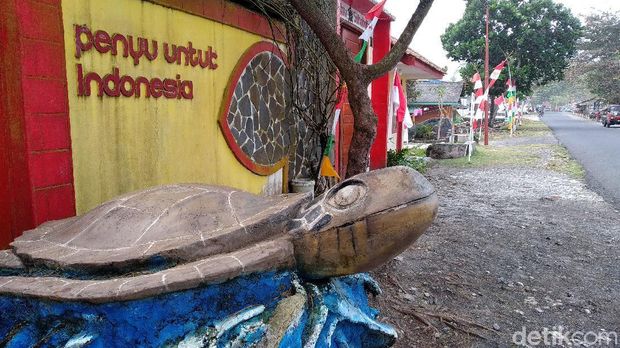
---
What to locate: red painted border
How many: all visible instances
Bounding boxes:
[0,0,76,249]
[218,41,288,176]
[149,0,286,42]
[19,0,76,226]
[0,0,34,248]
[415,108,452,124]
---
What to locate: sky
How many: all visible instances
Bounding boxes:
[385,0,620,81]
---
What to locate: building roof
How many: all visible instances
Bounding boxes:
[354,0,396,20]
[391,38,445,75]
[407,80,463,106]
[391,38,445,80]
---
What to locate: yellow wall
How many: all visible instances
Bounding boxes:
[62,0,270,213]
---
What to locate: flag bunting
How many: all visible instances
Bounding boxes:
[356,0,388,60]
[472,72,485,107]
[320,87,348,179]
[392,73,413,128]
[487,60,506,91]
[494,95,505,106]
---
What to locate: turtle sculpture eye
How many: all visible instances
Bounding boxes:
[327,181,368,209]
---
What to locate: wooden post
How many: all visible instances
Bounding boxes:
[484,1,490,145]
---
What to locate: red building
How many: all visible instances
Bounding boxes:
[336,0,444,175]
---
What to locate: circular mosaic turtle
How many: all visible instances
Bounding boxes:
[219,42,292,175]
[1,166,437,303]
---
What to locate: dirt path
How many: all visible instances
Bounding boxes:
[371,120,620,347]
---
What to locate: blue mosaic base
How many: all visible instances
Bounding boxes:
[0,272,396,347]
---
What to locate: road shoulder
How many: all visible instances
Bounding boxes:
[371,120,620,347]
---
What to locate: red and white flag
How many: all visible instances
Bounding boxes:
[332,88,348,132]
[365,0,388,20]
[360,0,387,41]
[494,95,505,106]
[471,72,483,90]
[471,72,485,106]
[475,61,506,115]
[487,60,506,91]
[392,73,413,128]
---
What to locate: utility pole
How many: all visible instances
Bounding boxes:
[484,0,490,145]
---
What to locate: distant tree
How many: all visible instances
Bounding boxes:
[436,85,447,140]
[571,11,620,103]
[531,78,593,107]
[441,0,581,108]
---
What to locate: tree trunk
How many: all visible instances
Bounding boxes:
[345,79,377,177]
[287,0,435,177]
[450,111,455,143]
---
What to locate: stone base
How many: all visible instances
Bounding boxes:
[426,143,472,159]
[0,272,396,347]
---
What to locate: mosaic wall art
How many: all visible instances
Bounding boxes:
[219,42,292,175]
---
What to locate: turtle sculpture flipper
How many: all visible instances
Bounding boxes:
[0,166,437,302]
[0,239,295,302]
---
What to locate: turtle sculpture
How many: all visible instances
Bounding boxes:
[0,166,437,346]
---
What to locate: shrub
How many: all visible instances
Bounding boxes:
[387,148,428,173]
[414,124,434,139]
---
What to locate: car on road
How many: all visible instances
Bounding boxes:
[601,105,620,127]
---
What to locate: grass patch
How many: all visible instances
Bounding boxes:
[516,119,553,137]
[440,144,541,168]
[546,145,586,179]
[490,119,551,141]
[405,147,428,157]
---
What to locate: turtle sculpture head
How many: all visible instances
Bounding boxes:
[290,166,438,279]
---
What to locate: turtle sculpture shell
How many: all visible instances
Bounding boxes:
[11,185,309,272]
[0,166,438,303]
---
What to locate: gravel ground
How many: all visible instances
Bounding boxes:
[370,128,620,347]
[491,135,559,147]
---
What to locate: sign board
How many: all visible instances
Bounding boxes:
[62,0,273,212]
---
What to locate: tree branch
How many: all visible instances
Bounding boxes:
[287,0,436,176]
[288,0,361,79]
[364,0,435,81]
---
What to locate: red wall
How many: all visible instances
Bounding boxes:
[369,18,391,170]
[1,0,34,248]
[338,26,364,176]
[0,102,10,247]
[0,0,76,249]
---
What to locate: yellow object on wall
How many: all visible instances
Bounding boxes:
[62,0,272,213]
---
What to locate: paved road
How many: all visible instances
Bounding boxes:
[542,111,620,207]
